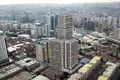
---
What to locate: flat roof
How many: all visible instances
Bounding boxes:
[32,75,49,80]
[98,76,107,80]
[89,56,100,64]
[40,68,64,80]
[70,73,82,79]
[78,63,92,74]
[8,71,34,80]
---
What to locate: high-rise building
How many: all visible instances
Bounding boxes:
[43,24,50,37]
[57,15,73,40]
[50,15,56,37]
[84,21,95,31]
[35,22,51,38]
[51,14,58,30]
[35,23,44,38]
[0,31,9,64]
[49,39,65,69]
[116,18,119,28]
[64,39,78,70]
[36,41,49,63]
[51,16,55,30]
[98,22,104,33]
[49,14,79,72]
[55,14,58,28]
[113,28,120,40]
[46,12,51,37]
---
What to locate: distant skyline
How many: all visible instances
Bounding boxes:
[0,0,119,5]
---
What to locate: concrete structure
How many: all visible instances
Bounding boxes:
[49,14,79,72]
[35,23,44,38]
[8,71,36,80]
[57,14,73,40]
[113,28,120,40]
[0,64,22,80]
[89,56,101,69]
[15,53,27,60]
[0,32,9,64]
[43,24,50,37]
[49,39,65,70]
[40,67,65,80]
[45,12,51,37]
[35,22,50,38]
[64,39,78,70]
[72,56,101,80]
[32,75,50,80]
[97,62,117,80]
[36,41,49,63]
[68,73,83,80]
[7,43,24,53]
[78,63,93,80]
[18,34,30,39]
[0,22,11,32]
[15,58,40,71]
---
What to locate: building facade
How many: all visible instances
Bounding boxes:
[113,28,120,40]
[36,41,49,63]
[0,32,9,64]
[49,14,79,71]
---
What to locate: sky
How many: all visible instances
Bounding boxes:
[0,0,119,5]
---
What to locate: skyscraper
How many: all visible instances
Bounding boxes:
[57,15,73,40]
[0,31,9,65]
[49,14,79,72]
[46,12,51,37]
[64,39,78,70]
[49,39,65,69]
[35,23,44,38]
[51,16,55,30]
[113,28,120,40]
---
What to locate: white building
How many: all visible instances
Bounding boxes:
[0,31,9,64]
[35,23,44,38]
[18,34,30,39]
[35,22,50,38]
[113,28,120,40]
[45,12,51,37]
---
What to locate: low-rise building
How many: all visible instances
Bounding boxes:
[89,56,101,69]
[0,64,23,80]
[69,56,101,80]
[68,73,83,80]
[18,34,30,39]
[98,76,107,80]
[97,62,117,80]
[15,58,40,71]
[78,63,92,80]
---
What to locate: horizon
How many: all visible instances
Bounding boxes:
[0,0,119,5]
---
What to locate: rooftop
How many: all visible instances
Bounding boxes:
[0,64,22,80]
[68,73,82,80]
[89,56,101,64]
[15,57,40,68]
[32,75,49,80]
[40,68,65,80]
[78,63,92,74]
[98,76,107,80]
[8,71,35,80]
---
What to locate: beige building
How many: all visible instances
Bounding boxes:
[36,41,49,63]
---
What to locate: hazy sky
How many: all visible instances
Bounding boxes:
[0,0,119,5]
